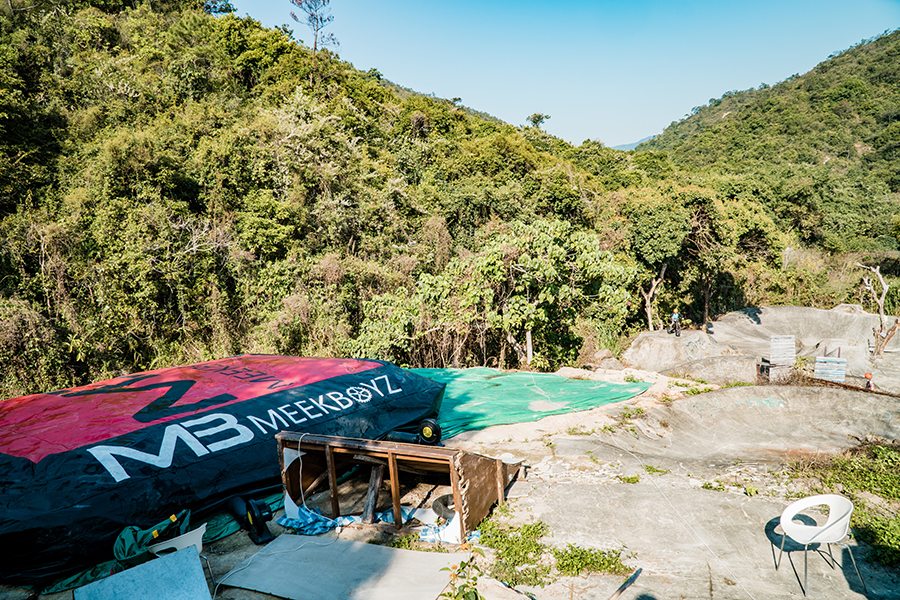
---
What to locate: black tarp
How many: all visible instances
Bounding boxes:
[0,355,444,583]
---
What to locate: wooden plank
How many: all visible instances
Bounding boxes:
[457,452,500,535]
[278,433,457,459]
[361,464,385,524]
[494,459,506,505]
[449,457,465,541]
[814,356,848,383]
[769,335,796,366]
[303,471,328,498]
[325,444,340,518]
[387,451,402,529]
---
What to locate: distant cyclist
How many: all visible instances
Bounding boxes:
[667,309,681,337]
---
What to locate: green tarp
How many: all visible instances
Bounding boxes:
[412,368,650,439]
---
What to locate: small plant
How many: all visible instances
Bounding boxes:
[620,406,645,419]
[618,474,640,484]
[585,450,602,465]
[701,480,725,492]
[388,533,417,550]
[723,381,753,388]
[624,374,641,383]
[387,532,449,552]
[566,425,594,436]
[744,485,759,496]
[441,549,485,600]
[684,387,712,396]
[551,544,630,576]
[643,464,669,475]
[479,518,552,587]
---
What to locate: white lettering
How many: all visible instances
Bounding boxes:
[379,375,403,395]
[278,404,304,424]
[359,379,384,397]
[182,413,254,452]
[247,409,290,433]
[87,425,208,483]
[294,399,323,419]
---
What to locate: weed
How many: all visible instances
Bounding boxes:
[441,548,485,600]
[620,406,645,419]
[479,518,552,586]
[618,474,640,484]
[643,464,670,475]
[684,387,712,396]
[585,450,602,465]
[743,485,758,496]
[657,395,674,407]
[566,426,594,436]
[722,381,753,388]
[388,533,449,553]
[551,544,630,576]
[624,374,641,383]
[388,533,417,549]
[701,481,725,492]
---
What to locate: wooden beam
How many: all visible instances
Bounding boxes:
[495,459,506,505]
[325,444,340,518]
[361,464,385,524]
[387,451,402,529]
[449,460,465,540]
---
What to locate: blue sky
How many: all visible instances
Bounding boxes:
[231,0,899,147]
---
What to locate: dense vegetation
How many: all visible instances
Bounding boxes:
[644,30,900,252]
[0,2,898,396]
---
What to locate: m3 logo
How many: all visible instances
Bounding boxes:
[87,413,254,482]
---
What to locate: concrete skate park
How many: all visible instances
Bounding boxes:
[14,305,900,600]
[454,305,900,599]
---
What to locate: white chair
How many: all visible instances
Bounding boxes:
[775,494,866,596]
[148,523,213,582]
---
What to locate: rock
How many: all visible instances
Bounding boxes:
[596,357,625,370]
[592,348,614,361]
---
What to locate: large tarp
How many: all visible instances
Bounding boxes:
[0,355,443,583]
[414,368,649,438]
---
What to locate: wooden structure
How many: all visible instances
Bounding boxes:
[276,433,521,540]
[768,335,796,383]
[813,356,848,383]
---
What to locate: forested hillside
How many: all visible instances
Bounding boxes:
[644,30,900,252]
[0,1,897,397]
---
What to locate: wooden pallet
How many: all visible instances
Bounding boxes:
[276,433,521,540]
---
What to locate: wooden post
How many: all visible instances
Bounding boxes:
[387,451,402,529]
[449,460,465,541]
[361,464,385,524]
[325,444,340,518]
[495,459,506,505]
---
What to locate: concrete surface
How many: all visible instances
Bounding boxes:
[622,305,900,393]
[458,385,900,599]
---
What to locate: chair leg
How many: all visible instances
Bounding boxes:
[846,545,867,594]
[776,531,786,570]
[826,543,836,569]
[802,545,808,597]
